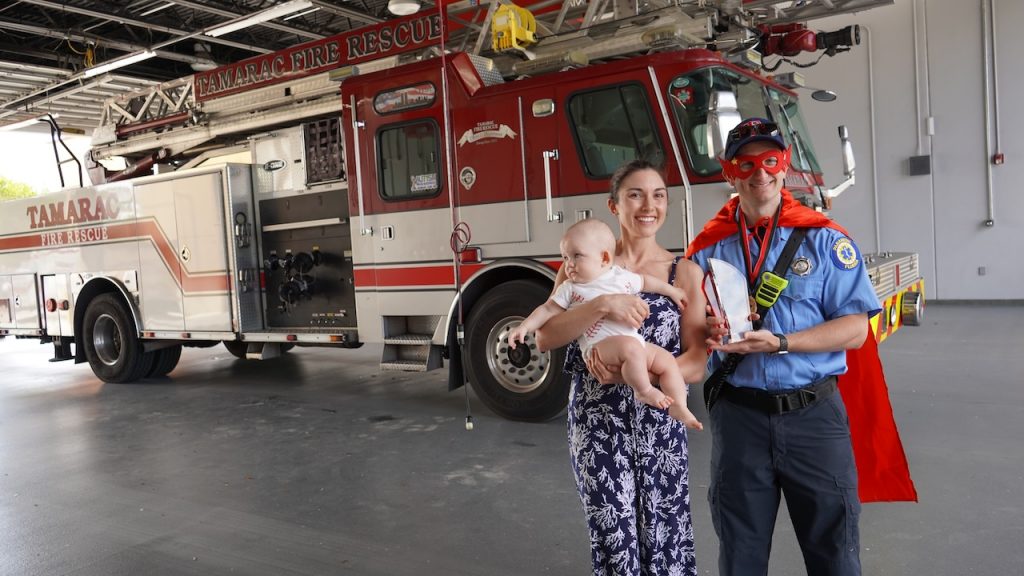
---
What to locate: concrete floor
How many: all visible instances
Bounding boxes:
[1,302,1022,576]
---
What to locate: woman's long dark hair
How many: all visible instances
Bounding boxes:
[608,159,665,202]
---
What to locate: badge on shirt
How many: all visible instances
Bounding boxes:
[831,237,860,270]
[791,256,813,276]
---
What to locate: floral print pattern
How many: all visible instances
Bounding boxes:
[566,257,696,576]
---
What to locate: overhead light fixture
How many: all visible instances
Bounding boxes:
[283,7,321,21]
[139,2,175,17]
[206,0,314,37]
[83,51,157,78]
[387,0,420,16]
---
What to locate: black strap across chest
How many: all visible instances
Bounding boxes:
[702,227,809,411]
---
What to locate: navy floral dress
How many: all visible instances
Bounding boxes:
[566,256,696,576]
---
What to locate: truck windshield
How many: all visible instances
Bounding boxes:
[667,67,821,178]
[768,88,822,175]
[668,67,769,176]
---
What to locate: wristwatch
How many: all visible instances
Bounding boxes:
[773,333,789,355]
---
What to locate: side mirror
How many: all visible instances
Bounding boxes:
[838,125,855,178]
[828,125,857,199]
[707,91,741,158]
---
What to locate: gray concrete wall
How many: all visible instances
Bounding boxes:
[790,0,1022,300]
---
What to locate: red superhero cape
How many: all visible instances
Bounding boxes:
[687,190,918,503]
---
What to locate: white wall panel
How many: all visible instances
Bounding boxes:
[786,0,1023,300]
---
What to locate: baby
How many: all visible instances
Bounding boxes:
[509,219,702,429]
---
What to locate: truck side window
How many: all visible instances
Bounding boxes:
[568,84,664,178]
[377,120,442,201]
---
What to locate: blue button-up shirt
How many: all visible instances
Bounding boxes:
[691,225,882,391]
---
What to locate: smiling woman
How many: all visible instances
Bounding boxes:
[0,131,92,195]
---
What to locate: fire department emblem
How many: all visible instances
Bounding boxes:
[457,121,517,146]
[791,256,813,276]
[459,166,477,190]
[831,237,860,270]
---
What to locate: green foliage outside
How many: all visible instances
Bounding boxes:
[0,176,37,201]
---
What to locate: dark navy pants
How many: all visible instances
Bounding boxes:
[708,389,861,576]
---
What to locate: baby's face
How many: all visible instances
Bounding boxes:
[560,232,608,284]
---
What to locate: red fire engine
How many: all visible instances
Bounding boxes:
[0,0,920,421]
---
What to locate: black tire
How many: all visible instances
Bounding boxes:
[147,345,182,377]
[222,340,248,359]
[82,293,154,383]
[464,280,569,422]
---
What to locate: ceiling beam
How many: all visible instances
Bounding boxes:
[0,21,255,70]
[309,0,383,25]
[167,0,337,39]
[14,1,270,54]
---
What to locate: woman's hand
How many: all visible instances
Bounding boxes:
[704,307,761,348]
[585,346,624,385]
[597,293,649,329]
[705,305,727,348]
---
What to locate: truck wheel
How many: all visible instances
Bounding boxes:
[147,345,182,377]
[465,280,568,422]
[222,340,248,359]
[82,294,154,383]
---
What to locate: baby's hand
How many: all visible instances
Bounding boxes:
[507,325,528,349]
[667,286,688,311]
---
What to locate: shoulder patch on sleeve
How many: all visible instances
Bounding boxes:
[830,236,860,270]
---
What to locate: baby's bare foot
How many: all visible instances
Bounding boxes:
[669,405,703,430]
[635,387,674,411]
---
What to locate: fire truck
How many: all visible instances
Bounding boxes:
[0,0,921,421]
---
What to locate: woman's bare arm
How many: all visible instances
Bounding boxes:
[674,259,710,383]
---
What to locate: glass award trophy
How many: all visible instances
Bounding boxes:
[702,258,753,344]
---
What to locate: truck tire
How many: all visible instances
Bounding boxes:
[147,345,182,377]
[82,294,154,383]
[465,280,569,422]
[222,340,248,359]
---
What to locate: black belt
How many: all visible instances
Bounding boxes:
[720,376,837,415]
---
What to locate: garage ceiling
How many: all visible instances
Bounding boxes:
[0,0,394,134]
[0,1,894,137]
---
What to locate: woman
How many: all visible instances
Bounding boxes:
[536,159,707,575]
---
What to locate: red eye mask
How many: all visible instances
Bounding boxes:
[720,147,792,180]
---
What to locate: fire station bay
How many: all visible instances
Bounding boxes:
[0,1,1020,575]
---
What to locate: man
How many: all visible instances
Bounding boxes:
[687,118,882,576]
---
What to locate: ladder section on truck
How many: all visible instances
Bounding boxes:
[381,315,443,372]
[91,70,343,161]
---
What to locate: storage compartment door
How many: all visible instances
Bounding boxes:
[174,173,232,332]
[41,274,72,336]
[11,274,41,330]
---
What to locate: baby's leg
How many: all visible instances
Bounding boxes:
[647,344,703,430]
[592,336,674,410]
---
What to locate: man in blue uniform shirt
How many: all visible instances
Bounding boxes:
[687,118,882,576]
